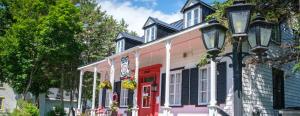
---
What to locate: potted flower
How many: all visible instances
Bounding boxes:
[99,80,112,90]
[121,77,136,91]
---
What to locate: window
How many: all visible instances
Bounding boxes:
[145,26,156,43]
[194,9,199,24]
[0,97,4,111]
[185,8,201,28]
[186,11,192,27]
[116,39,124,53]
[169,70,182,106]
[120,88,128,107]
[198,68,208,105]
[105,91,110,107]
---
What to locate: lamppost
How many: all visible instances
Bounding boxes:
[199,0,274,116]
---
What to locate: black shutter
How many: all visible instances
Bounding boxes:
[128,90,134,107]
[114,81,121,106]
[272,68,285,109]
[190,67,199,105]
[102,89,106,107]
[181,69,190,105]
[217,62,227,104]
[160,73,166,106]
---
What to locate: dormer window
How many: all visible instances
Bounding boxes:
[185,8,201,28]
[145,26,156,43]
[116,39,124,53]
[181,0,215,29]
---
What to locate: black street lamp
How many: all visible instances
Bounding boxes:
[226,0,254,38]
[199,1,274,116]
[200,19,228,56]
[248,14,274,54]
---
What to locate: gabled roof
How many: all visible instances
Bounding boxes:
[180,0,215,13]
[116,32,144,43]
[143,17,180,31]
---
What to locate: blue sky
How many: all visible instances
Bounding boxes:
[130,0,225,14]
[97,0,226,36]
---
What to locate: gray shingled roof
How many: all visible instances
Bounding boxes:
[144,17,180,31]
[119,32,144,43]
[170,19,184,31]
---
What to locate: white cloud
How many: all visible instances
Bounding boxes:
[97,0,182,36]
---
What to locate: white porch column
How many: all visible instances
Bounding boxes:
[91,67,98,116]
[78,70,84,112]
[132,51,140,116]
[209,59,217,116]
[109,59,115,106]
[98,72,103,107]
[163,40,171,116]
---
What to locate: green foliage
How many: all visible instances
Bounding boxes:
[0,0,82,98]
[198,53,209,67]
[10,100,39,116]
[46,105,66,116]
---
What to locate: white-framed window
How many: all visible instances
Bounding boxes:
[105,91,110,107]
[194,8,199,24]
[120,88,128,107]
[0,97,4,111]
[185,7,201,28]
[116,39,124,53]
[145,26,156,43]
[169,70,182,106]
[198,67,209,105]
[186,11,192,27]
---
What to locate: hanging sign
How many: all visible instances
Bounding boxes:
[120,56,130,79]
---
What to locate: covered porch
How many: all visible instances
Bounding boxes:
[76,24,220,116]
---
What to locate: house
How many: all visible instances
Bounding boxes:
[39,88,78,116]
[76,0,300,116]
[0,82,18,115]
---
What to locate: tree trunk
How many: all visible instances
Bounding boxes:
[23,72,34,100]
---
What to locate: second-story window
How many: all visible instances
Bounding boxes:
[116,39,124,53]
[145,26,156,43]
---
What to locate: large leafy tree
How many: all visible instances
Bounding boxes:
[0,0,82,99]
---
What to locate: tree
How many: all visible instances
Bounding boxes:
[0,0,82,100]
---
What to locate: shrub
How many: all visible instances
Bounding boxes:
[10,100,39,116]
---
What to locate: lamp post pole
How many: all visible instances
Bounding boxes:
[232,38,243,116]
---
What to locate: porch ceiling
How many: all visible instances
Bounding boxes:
[77,23,208,74]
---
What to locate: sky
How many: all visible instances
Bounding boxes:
[97,0,226,36]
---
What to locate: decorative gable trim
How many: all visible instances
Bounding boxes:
[180,0,214,13]
[143,17,156,29]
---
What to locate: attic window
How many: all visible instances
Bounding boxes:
[116,39,124,53]
[145,26,156,43]
[185,8,201,28]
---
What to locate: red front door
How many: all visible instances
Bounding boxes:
[138,64,161,116]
